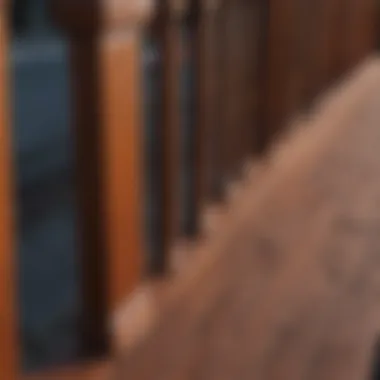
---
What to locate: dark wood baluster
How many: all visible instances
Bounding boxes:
[237,0,252,171]
[212,0,228,199]
[184,0,221,236]
[300,0,320,108]
[263,0,295,140]
[244,0,261,158]
[231,0,246,177]
[52,0,153,354]
[0,4,19,378]
[256,0,271,151]
[221,0,240,181]
[150,1,188,273]
[310,0,329,96]
[215,0,231,193]
[196,0,222,203]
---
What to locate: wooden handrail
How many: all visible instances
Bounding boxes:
[0,2,18,378]
[52,0,155,355]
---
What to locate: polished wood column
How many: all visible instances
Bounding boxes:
[52,0,154,354]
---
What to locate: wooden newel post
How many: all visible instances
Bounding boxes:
[52,0,154,354]
[0,2,19,378]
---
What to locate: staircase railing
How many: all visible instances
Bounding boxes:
[0,0,377,378]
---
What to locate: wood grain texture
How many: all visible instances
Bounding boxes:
[0,4,19,379]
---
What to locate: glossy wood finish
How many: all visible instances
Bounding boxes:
[194,0,223,207]
[0,3,18,379]
[193,0,222,204]
[263,0,297,139]
[184,0,223,236]
[151,0,188,273]
[52,0,154,355]
[243,0,261,157]
[212,0,228,199]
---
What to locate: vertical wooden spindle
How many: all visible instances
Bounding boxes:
[256,0,271,151]
[0,2,18,378]
[212,0,228,200]
[235,0,251,171]
[151,0,188,273]
[52,0,154,354]
[197,0,222,203]
[214,0,232,194]
[185,0,221,236]
[220,0,240,181]
[244,0,261,158]
[301,0,323,107]
[263,0,295,140]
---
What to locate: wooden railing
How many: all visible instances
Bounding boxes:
[0,0,378,377]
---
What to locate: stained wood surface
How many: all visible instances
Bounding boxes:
[0,4,19,379]
[151,1,187,272]
[52,0,153,355]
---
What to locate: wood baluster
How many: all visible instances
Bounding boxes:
[301,0,320,108]
[285,0,301,118]
[256,0,271,151]
[197,0,223,203]
[184,0,221,236]
[214,0,230,194]
[221,0,240,181]
[150,0,188,273]
[52,0,154,354]
[212,0,228,199]
[311,0,329,96]
[230,0,246,177]
[245,0,261,157]
[264,0,295,140]
[0,3,19,378]
[237,0,252,170]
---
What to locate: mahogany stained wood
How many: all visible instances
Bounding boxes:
[192,0,222,206]
[0,3,18,379]
[263,0,296,138]
[52,0,154,355]
[151,0,188,273]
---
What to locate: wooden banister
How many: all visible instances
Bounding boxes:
[0,0,378,375]
[52,0,154,355]
[0,2,18,379]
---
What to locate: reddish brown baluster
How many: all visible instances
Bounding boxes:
[52,0,154,354]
